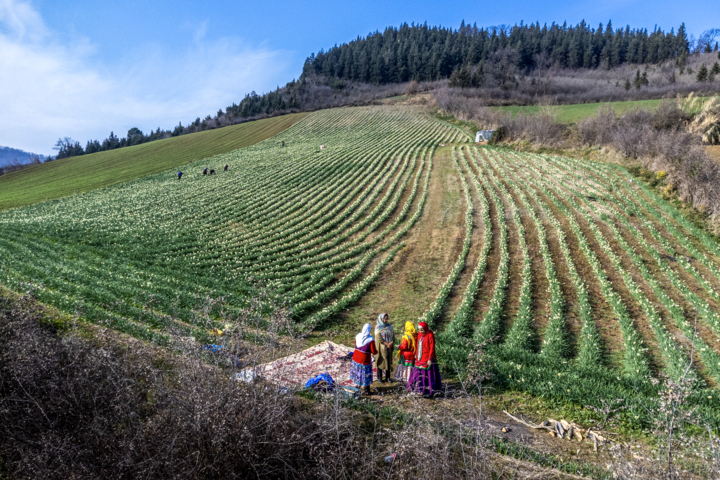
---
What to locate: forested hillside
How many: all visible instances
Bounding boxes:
[303,21,693,84]
[49,21,719,161]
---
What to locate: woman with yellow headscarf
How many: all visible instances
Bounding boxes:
[394,321,417,383]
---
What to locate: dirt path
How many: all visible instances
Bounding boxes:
[707,145,720,162]
[363,382,618,477]
[331,146,464,343]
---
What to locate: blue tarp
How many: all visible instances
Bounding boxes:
[304,373,335,390]
[203,344,224,353]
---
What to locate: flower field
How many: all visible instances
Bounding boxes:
[431,145,720,422]
[3,105,720,417]
[0,106,467,344]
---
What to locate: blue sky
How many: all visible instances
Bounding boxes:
[1,0,718,154]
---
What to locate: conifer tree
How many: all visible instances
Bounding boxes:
[697,63,709,82]
[710,62,719,82]
[471,62,484,87]
[449,66,472,88]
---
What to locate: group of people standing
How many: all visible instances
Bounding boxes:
[350,314,442,398]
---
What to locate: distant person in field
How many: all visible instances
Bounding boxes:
[224,164,228,171]
[281,141,285,147]
[209,169,215,175]
[320,145,324,150]
[394,321,417,383]
[351,323,377,395]
[203,167,208,176]
[177,171,182,180]
[407,321,442,398]
[375,313,395,382]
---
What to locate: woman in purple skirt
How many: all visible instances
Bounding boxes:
[350,323,378,395]
[406,321,442,398]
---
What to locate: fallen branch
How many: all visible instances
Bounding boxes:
[503,411,606,448]
[503,410,552,431]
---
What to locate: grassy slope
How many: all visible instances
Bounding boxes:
[493,97,711,124]
[0,113,307,211]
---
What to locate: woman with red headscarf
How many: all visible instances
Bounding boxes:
[406,321,442,397]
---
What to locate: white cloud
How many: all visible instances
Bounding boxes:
[0,0,47,40]
[0,0,293,154]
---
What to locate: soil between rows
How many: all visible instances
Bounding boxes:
[497,154,625,368]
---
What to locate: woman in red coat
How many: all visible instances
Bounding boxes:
[406,321,442,397]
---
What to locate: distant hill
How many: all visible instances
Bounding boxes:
[0,113,307,211]
[0,146,46,167]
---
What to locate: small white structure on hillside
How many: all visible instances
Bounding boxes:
[476,130,495,142]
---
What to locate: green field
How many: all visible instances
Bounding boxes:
[3,105,720,427]
[0,106,467,340]
[493,97,711,124]
[0,113,307,211]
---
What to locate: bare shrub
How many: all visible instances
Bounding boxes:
[405,80,419,96]
[435,86,565,146]
[612,125,655,159]
[577,105,618,145]
[638,129,720,220]
[651,100,691,131]
[0,293,355,479]
[507,109,566,146]
[0,291,500,479]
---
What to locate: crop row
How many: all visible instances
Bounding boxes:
[471,148,510,345]
[538,154,720,383]
[0,107,457,338]
[491,151,651,381]
[418,146,475,329]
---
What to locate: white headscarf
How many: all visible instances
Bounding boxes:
[375,313,387,335]
[355,323,373,348]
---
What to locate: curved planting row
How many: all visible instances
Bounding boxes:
[495,153,602,369]
[0,107,457,339]
[442,147,492,340]
[475,147,720,388]
[536,154,720,383]
[417,146,475,330]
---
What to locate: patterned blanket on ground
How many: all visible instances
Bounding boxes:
[239,340,376,388]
